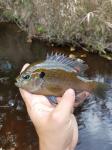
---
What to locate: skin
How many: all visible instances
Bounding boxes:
[19,64,90,150]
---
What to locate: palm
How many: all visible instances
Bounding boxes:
[20,90,56,125]
[20,88,89,122]
[30,94,54,109]
[28,94,55,119]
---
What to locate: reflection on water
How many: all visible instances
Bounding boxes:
[0,23,112,150]
[76,90,112,150]
[0,111,38,150]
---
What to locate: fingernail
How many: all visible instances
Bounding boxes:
[85,92,91,97]
[66,89,75,97]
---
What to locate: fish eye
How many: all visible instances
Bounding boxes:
[39,72,45,78]
[22,74,30,80]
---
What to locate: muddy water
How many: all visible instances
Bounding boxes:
[0,23,112,150]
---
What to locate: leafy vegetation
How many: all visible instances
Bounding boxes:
[0,0,112,56]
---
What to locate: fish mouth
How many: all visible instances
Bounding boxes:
[15,81,20,87]
[15,78,21,88]
[15,82,17,86]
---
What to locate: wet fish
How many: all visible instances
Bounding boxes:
[15,53,109,101]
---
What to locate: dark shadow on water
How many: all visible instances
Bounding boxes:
[0,23,112,150]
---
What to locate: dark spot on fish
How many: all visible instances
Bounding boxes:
[39,72,45,78]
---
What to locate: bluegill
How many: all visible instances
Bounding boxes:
[15,53,109,99]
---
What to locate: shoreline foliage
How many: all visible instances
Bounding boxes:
[0,0,112,56]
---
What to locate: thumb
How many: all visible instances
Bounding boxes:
[55,89,75,119]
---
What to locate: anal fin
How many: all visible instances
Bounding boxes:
[46,96,58,105]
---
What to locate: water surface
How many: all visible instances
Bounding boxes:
[0,23,112,150]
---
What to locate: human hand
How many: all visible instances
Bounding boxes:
[19,64,90,150]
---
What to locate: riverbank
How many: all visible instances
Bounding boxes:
[0,0,112,59]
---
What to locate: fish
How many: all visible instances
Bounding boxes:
[15,53,109,103]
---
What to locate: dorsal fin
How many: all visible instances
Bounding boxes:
[45,52,88,74]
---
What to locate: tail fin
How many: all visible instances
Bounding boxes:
[93,82,110,99]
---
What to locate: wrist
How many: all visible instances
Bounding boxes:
[39,138,74,150]
[39,136,67,150]
[39,139,59,150]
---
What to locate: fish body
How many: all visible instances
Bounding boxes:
[15,53,109,98]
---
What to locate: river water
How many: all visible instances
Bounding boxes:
[0,23,112,150]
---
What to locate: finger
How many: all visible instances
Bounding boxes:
[57,91,90,107]
[74,91,90,107]
[20,63,30,73]
[54,89,75,119]
[56,97,61,103]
